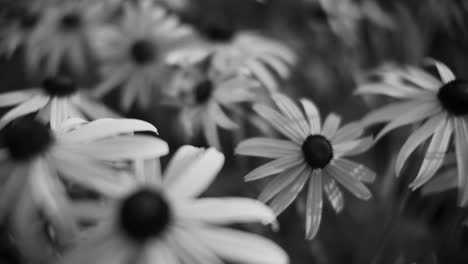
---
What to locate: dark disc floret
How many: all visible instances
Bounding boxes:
[130,40,157,65]
[194,79,214,104]
[42,76,77,97]
[18,11,41,30]
[3,119,54,161]
[201,26,236,43]
[119,189,172,242]
[302,135,333,169]
[59,12,82,31]
[437,79,468,116]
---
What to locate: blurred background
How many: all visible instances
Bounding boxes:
[1,0,468,263]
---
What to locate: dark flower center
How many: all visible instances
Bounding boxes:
[19,11,40,30]
[194,79,214,104]
[130,40,157,65]
[201,26,236,43]
[301,135,333,169]
[437,79,468,116]
[59,12,82,31]
[42,76,77,97]
[119,189,171,242]
[3,119,54,161]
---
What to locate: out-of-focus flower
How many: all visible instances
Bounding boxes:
[91,4,194,110]
[168,57,261,149]
[25,1,103,75]
[62,145,289,264]
[169,28,297,93]
[356,60,468,205]
[0,117,168,263]
[236,93,375,239]
[0,76,120,130]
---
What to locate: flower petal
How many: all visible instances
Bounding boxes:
[235,137,300,159]
[195,226,289,264]
[0,95,49,128]
[333,136,374,157]
[323,176,344,213]
[321,113,342,138]
[332,122,364,143]
[244,155,304,182]
[333,158,376,183]
[305,170,322,240]
[58,118,157,143]
[0,89,38,107]
[326,163,372,200]
[269,166,310,215]
[272,93,310,137]
[209,103,238,130]
[453,118,468,206]
[169,228,222,264]
[165,147,225,198]
[426,58,456,84]
[300,98,321,134]
[258,163,307,203]
[361,101,419,126]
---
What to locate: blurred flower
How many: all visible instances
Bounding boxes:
[168,56,261,149]
[0,75,120,130]
[357,60,468,205]
[169,29,297,93]
[63,145,289,264]
[91,4,194,110]
[0,117,168,263]
[25,1,103,75]
[236,93,375,239]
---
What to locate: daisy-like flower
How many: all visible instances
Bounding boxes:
[169,57,261,149]
[0,117,168,263]
[356,60,468,205]
[169,27,297,93]
[61,146,289,264]
[25,1,103,75]
[0,75,120,130]
[91,4,193,110]
[235,93,375,239]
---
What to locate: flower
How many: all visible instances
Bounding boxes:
[61,146,289,264]
[356,60,468,205]
[235,93,375,239]
[25,1,103,75]
[168,56,261,149]
[0,117,168,263]
[0,75,120,130]
[168,28,297,93]
[91,4,194,110]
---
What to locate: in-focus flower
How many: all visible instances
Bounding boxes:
[25,1,103,75]
[62,145,289,264]
[236,93,375,239]
[356,60,468,205]
[0,75,120,130]
[168,56,261,149]
[0,117,168,263]
[91,4,194,110]
[169,27,297,93]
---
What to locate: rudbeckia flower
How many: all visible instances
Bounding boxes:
[25,1,103,75]
[168,57,261,149]
[91,4,193,110]
[0,75,120,130]
[61,146,289,264]
[356,60,468,205]
[235,93,375,239]
[0,117,168,263]
[169,26,297,92]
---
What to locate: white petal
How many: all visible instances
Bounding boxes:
[165,147,225,198]
[258,164,307,203]
[142,240,180,264]
[168,228,222,264]
[195,226,289,264]
[0,95,49,128]
[253,104,304,144]
[272,93,310,137]
[305,170,322,240]
[202,112,221,149]
[322,176,344,213]
[50,98,71,131]
[0,89,38,107]
[244,155,304,181]
[300,98,321,134]
[235,137,300,158]
[269,166,310,215]
[163,146,204,185]
[395,114,445,176]
[332,122,364,143]
[245,59,279,92]
[321,113,342,138]
[209,102,238,130]
[333,158,376,183]
[180,198,276,225]
[333,136,374,157]
[73,95,122,119]
[410,118,452,190]
[427,59,456,84]
[454,118,468,206]
[326,163,372,200]
[134,158,162,185]
[0,164,28,222]
[58,118,157,143]
[361,101,419,126]
[355,82,430,99]
[68,135,169,160]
